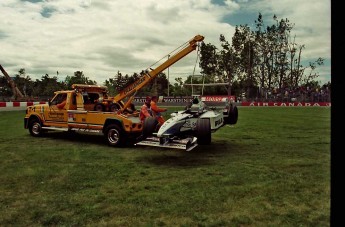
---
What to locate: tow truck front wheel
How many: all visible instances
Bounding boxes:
[105,124,124,147]
[29,118,44,137]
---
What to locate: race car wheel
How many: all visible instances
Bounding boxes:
[28,118,44,137]
[94,103,105,112]
[142,117,158,138]
[228,105,238,125]
[196,118,211,145]
[224,104,238,125]
[105,124,124,146]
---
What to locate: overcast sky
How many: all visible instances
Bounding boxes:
[0,0,331,86]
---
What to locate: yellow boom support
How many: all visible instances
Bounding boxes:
[113,35,204,113]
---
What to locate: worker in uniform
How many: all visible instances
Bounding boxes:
[140,96,152,123]
[150,95,167,127]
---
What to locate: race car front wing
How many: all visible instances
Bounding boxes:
[135,136,198,152]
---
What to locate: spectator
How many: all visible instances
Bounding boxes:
[150,95,167,126]
[140,96,152,123]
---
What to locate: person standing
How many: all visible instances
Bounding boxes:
[139,96,152,123]
[150,96,167,126]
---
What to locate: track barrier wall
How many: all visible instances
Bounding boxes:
[0,95,331,110]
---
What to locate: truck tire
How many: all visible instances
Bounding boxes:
[105,124,124,146]
[109,103,120,112]
[94,103,105,112]
[196,118,211,145]
[224,104,238,125]
[142,117,158,138]
[228,105,238,125]
[29,118,44,137]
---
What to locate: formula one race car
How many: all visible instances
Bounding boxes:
[135,96,238,151]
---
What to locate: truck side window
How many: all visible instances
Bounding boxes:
[88,93,99,103]
[83,95,90,104]
[51,94,64,105]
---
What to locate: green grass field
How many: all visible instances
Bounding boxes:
[0,107,330,226]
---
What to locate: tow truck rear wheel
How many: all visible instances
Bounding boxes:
[196,118,211,145]
[29,118,44,137]
[105,124,124,146]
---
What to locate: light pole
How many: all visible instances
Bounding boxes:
[167,55,170,96]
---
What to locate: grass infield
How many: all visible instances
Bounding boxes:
[0,107,330,226]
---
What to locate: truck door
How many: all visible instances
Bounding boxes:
[44,93,68,124]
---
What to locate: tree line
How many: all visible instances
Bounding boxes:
[0,14,330,101]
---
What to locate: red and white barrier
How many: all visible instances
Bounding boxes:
[241,102,331,107]
[0,101,48,108]
[0,101,331,108]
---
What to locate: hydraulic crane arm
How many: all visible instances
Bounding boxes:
[113,35,204,104]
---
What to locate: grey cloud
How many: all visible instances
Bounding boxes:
[0,0,331,85]
[0,30,9,39]
[41,7,57,18]
[20,0,44,3]
[96,47,147,70]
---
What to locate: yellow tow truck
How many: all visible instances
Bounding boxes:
[24,35,204,147]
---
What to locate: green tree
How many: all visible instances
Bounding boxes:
[32,74,66,97]
[104,71,126,96]
[199,31,244,98]
[64,71,96,89]
[13,68,34,97]
[0,76,12,97]
[170,77,188,96]
[198,13,326,100]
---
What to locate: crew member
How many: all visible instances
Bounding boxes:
[150,95,167,126]
[140,96,152,122]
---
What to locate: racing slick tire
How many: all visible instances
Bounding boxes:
[224,104,238,125]
[142,117,158,138]
[196,118,211,145]
[228,105,238,125]
[104,124,124,147]
[28,118,44,137]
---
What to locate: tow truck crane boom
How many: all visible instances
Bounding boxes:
[101,35,204,113]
